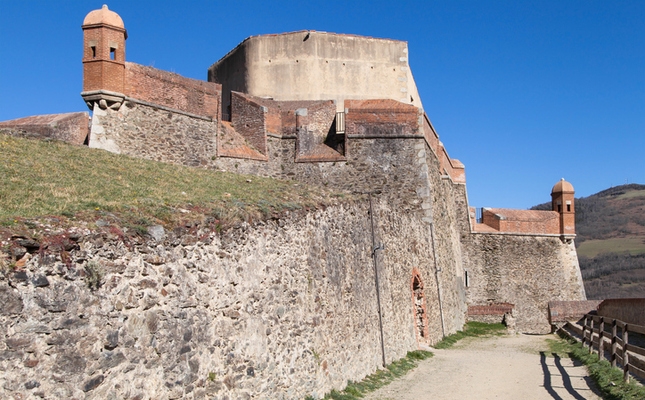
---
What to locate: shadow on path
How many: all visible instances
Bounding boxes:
[540,352,589,400]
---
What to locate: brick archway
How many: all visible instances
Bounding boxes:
[411,269,430,345]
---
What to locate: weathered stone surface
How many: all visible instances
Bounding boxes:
[0,201,441,399]
[82,374,104,392]
[0,285,23,315]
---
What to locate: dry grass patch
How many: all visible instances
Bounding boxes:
[0,135,351,234]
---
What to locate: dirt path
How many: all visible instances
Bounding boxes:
[363,334,602,400]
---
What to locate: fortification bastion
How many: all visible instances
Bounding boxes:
[0,5,587,399]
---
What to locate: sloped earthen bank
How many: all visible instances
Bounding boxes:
[0,199,439,400]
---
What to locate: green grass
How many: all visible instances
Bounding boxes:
[576,237,645,258]
[615,190,645,200]
[0,135,347,235]
[311,350,432,400]
[548,335,645,400]
[434,321,507,349]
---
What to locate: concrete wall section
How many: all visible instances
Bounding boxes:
[0,201,441,400]
[462,234,586,333]
[209,32,422,114]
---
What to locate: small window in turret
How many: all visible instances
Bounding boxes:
[110,47,116,61]
[558,204,562,212]
[567,204,571,212]
[91,46,96,59]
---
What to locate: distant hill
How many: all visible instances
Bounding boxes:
[532,184,645,299]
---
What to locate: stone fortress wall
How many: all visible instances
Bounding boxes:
[0,200,445,400]
[0,5,587,399]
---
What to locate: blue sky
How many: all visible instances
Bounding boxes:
[1,1,643,209]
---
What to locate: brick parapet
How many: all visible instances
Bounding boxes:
[124,63,220,119]
[468,303,514,316]
[548,300,602,324]
[421,113,465,184]
[473,208,561,236]
[0,112,89,145]
[345,99,421,138]
[597,298,645,326]
[230,91,268,155]
[295,101,344,162]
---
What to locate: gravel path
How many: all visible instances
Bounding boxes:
[363,334,602,400]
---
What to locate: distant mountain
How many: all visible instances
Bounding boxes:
[532,184,645,299]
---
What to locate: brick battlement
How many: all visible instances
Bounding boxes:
[124,63,220,119]
[471,207,561,235]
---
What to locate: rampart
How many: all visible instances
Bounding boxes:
[0,5,588,398]
[0,200,448,399]
[461,233,586,333]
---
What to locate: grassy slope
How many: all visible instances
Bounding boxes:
[577,238,645,258]
[0,134,347,240]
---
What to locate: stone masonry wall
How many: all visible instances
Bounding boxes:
[423,144,468,335]
[462,234,586,333]
[0,200,438,400]
[89,102,218,168]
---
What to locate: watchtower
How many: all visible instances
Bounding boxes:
[81,5,127,109]
[551,178,575,237]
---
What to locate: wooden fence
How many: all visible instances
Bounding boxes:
[564,314,645,383]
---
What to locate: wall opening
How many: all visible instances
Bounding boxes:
[411,270,429,344]
[110,47,116,61]
[91,46,96,59]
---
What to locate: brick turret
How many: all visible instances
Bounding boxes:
[551,178,575,237]
[81,4,127,109]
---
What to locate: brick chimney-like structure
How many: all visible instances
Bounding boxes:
[551,178,575,237]
[81,4,127,110]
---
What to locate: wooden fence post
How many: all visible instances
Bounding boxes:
[623,324,629,383]
[599,317,605,359]
[581,315,587,348]
[588,317,594,354]
[611,319,617,368]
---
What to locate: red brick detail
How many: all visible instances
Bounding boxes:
[230,92,268,156]
[0,112,89,145]
[234,96,329,138]
[547,300,602,324]
[551,183,575,236]
[411,269,430,345]
[345,99,421,138]
[597,298,645,327]
[295,101,345,163]
[422,114,465,183]
[467,303,514,316]
[82,25,126,93]
[124,63,220,119]
[217,121,267,161]
[473,208,560,235]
